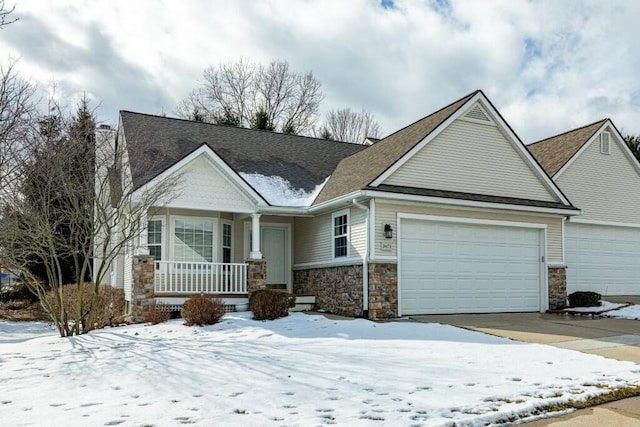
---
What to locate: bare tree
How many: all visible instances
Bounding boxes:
[0,101,180,336]
[0,60,38,194]
[0,1,17,28]
[177,58,323,134]
[318,108,382,144]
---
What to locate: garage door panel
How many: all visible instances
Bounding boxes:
[400,219,541,315]
[566,223,640,295]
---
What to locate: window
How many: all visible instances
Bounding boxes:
[173,218,214,262]
[222,222,232,264]
[332,210,349,258]
[147,218,163,262]
[601,132,611,154]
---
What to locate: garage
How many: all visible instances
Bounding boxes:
[565,222,640,295]
[399,217,543,315]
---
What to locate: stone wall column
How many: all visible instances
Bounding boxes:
[130,255,155,323]
[247,259,267,293]
[548,267,567,310]
[367,263,398,319]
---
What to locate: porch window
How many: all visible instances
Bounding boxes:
[222,222,232,263]
[148,218,163,262]
[173,219,214,262]
[332,210,349,258]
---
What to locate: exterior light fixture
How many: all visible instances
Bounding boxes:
[384,224,393,239]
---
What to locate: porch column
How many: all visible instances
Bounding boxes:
[135,211,150,256]
[250,213,262,259]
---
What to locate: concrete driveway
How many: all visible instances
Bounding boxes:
[410,311,640,425]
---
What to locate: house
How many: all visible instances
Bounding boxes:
[105,90,580,319]
[528,120,640,297]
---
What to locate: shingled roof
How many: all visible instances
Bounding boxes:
[120,111,367,191]
[313,91,479,204]
[527,119,607,177]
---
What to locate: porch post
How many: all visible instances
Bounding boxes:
[250,213,262,259]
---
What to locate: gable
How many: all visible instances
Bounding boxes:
[556,125,640,223]
[382,106,559,203]
[163,154,259,213]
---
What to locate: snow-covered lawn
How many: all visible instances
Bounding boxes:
[605,304,640,320]
[2,313,640,426]
[564,301,640,320]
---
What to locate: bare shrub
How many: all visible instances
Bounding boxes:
[143,302,171,325]
[44,283,125,330]
[249,290,291,321]
[181,294,225,326]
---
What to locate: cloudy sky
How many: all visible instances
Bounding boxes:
[2,0,639,142]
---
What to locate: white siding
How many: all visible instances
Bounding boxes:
[350,206,367,258]
[384,119,557,202]
[164,155,256,212]
[374,200,563,264]
[556,128,640,223]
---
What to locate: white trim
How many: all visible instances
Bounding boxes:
[370,255,398,263]
[244,221,293,289]
[548,263,567,268]
[369,92,571,206]
[249,213,262,259]
[396,214,548,316]
[332,209,350,259]
[169,215,218,263]
[133,144,268,207]
[567,218,640,229]
[561,216,566,266]
[293,258,363,271]
[308,190,363,214]
[221,220,234,263]
[351,199,370,315]
[369,198,376,261]
[146,215,165,261]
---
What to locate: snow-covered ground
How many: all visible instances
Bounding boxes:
[2,313,640,426]
[564,301,640,320]
[606,304,640,320]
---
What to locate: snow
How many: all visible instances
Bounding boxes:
[606,305,640,320]
[564,301,626,313]
[2,313,640,426]
[564,301,640,320]
[240,173,327,207]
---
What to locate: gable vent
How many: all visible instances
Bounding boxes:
[600,132,611,155]
[464,104,492,123]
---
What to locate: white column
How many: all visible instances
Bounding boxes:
[135,212,150,256]
[249,213,262,259]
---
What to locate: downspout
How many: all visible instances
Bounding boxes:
[352,199,369,319]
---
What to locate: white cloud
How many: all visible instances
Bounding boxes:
[3,0,640,141]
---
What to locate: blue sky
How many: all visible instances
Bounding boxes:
[1,0,639,142]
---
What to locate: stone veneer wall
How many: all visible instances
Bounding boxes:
[247,259,267,293]
[293,265,363,317]
[130,255,155,323]
[548,266,567,310]
[368,263,398,319]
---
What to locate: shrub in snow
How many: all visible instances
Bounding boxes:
[181,294,225,326]
[0,282,39,304]
[143,302,172,325]
[44,283,125,329]
[568,291,602,308]
[249,289,294,321]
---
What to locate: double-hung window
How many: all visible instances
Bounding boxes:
[333,210,349,258]
[222,222,232,264]
[147,218,163,263]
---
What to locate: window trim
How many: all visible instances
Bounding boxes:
[147,216,165,267]
[600,131,611,155]
[169,215,218,263]
[221,220,233,263]
[332,209,350,259]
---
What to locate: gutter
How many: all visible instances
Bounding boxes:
[351,198,369,319]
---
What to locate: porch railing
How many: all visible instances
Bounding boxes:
[154,261,248,294]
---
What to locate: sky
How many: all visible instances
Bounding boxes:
[1,0,639,143]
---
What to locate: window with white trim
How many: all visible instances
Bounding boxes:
[600,131,611,154]
[332,210,349,258]
[147,218,163,262]
[222,222,233,263]
[173,218,215,262]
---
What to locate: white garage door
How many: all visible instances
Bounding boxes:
[566,223,640,295]
[399,219,542,315]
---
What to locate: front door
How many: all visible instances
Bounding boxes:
[261,227,287,286]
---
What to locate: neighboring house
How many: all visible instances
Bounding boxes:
[528,120,640,296]
[105,90,579,319]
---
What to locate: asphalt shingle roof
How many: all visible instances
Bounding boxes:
[312,91,479,204]
[120,111,367,192]
[527,120,607,177]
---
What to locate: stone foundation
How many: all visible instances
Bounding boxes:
[293,265,363,317]
[247,259,267,293]
[130,255,155,323]
[368,263,398,319]
[548,266,567,310]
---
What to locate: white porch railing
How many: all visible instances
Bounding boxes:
[154,261,248,294]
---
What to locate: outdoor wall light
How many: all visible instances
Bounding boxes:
[384,224,393,239]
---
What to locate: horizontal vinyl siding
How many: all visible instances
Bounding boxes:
[374,200,563,264]
[556,128,640,223]
[384,119,556,202]
[350,206,367,258]
[294,213,332,264]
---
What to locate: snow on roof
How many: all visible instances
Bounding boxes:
[240,173,328,207]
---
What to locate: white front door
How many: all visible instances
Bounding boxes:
[261,227,287,286]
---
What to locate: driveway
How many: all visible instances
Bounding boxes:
[411,310,640,425]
